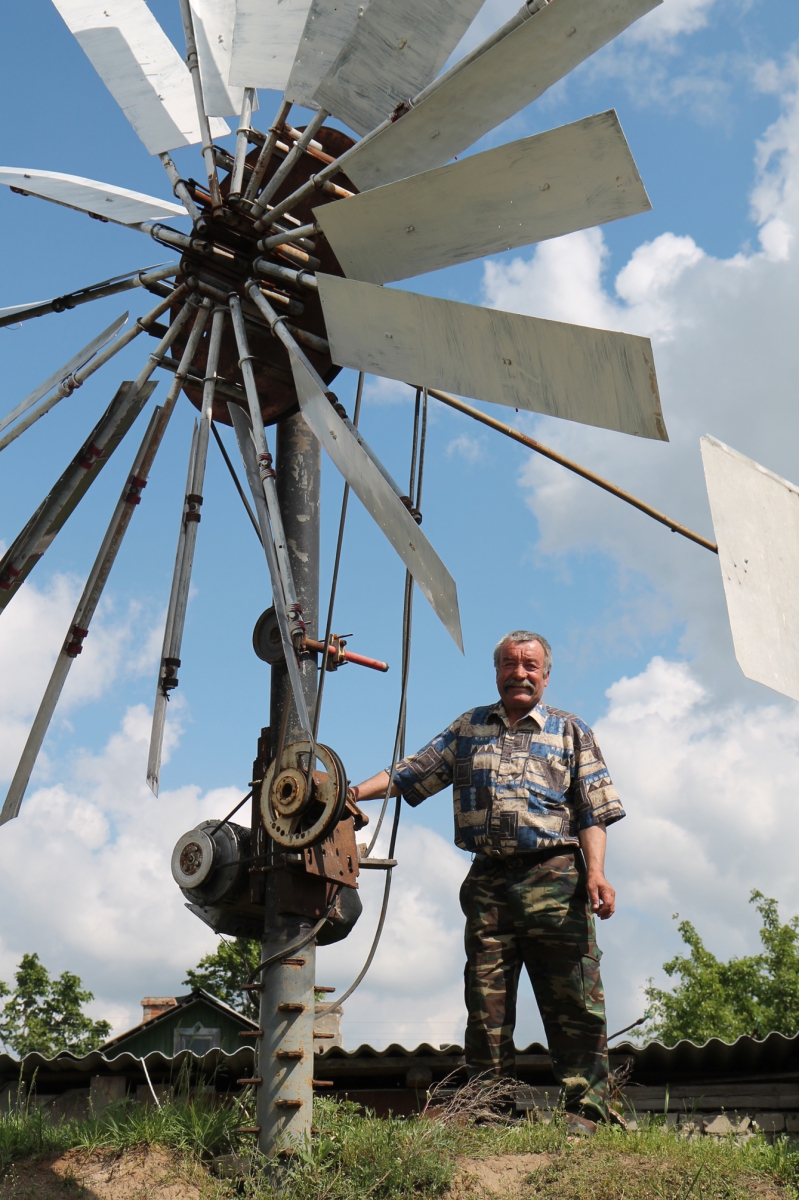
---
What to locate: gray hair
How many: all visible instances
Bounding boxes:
[493,630,552,675]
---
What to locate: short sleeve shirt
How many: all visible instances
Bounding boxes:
[392,700,624,856]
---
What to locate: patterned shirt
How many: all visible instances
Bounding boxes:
[393,700,624,856]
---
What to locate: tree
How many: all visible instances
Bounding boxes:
[641,891,799,1046]
[0,953,111,1056]
[183,938,261,1018]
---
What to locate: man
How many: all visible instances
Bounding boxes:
[349,630,624,1132]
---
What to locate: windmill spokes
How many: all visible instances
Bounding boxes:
[0,264,177,331]
[0,314,128,440]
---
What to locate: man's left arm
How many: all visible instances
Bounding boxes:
[578,823,615,920]
[570,719,624,921]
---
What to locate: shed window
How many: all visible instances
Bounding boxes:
[174,1024,221,1055]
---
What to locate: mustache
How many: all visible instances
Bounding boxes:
[502,678,536,692]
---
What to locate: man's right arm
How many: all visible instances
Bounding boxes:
[349,770,398,803]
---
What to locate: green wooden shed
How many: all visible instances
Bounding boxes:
[98,989,258,1058]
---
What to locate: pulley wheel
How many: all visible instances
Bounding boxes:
[261,741,347,848]
[252,606,284,664]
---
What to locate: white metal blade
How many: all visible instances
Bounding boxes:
[229,0,314,90]
[148,423,199,796]
[50,0,230,154]
[0,314,128,437]
[316,111,649,285]
[190,0,251,116]
[1,655,72,827]
[317,274,666,441]
[284,0,363,110]
[701,436,799,703]
[343,0,661,191]
[0,168,186,226]
[313,0,487,136]
[289,352,463,649]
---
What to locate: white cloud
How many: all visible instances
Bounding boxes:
[0,703,235,1036]
[594,654,799,1028]
[447,433,486,463]
[625,0,722,47]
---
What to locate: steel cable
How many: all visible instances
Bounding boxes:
[317,388,427,1017]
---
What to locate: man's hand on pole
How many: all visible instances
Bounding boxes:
[578,823,616,920]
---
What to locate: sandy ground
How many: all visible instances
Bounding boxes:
[1,1146,209,1199]
[444,1153,551,1198]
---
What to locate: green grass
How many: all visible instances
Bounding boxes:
[2,1093,799,1199]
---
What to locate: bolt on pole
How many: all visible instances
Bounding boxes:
[256,411,321,1158]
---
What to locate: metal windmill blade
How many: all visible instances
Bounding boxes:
[50,0,230,153]
[316,275,666,441]
[313,110,650,284]
[701,436,799,703]
[342,0,662,190]
[0,169,186,226]
[312,0,489,136]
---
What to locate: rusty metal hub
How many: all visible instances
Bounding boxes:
[169,125,357,427]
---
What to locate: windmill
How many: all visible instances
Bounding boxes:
[0,0,700,1159]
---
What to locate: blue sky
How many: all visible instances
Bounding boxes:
[1,0,799,1049]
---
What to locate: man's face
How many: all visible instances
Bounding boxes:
[496,641,550,711]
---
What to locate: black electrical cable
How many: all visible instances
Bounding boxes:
[210,422,262,544]
[209,789,253,836]
[247,884,343,983]
[317,392,426,1017]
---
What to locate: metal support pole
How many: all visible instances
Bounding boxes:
[256,411,321,1158]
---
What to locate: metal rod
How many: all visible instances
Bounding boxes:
[0,284,192,454]
[148,422,199,796]
[428,387,718,554]
[313,372,364,738]
[244,99,292,204]
[258,223,319,252]
[146,302,219,794]
[245,283,404,500]
[177,0,222,208]
[255,0,553,232]
[252,260,318,292]
[252,109,330,218]
[227,296,313,739]
[159,152,201,221]
[0,264,178,331]
[230,87,257,198]
[211,422,262,543]
[0,295,213,824]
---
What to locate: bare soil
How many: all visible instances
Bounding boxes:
[1,1146,211,1199]
[445,1153,551,1198]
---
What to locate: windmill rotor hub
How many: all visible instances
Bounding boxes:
[261,741,348,848]
[168,125,359,429]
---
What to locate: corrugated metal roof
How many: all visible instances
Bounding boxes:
[2,1030,797,1088]
[0,1045,255,1084]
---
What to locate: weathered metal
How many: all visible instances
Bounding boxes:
[316,273,667,442]
[0,264,177,331]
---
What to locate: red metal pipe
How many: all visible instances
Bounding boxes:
[304,637,389,672]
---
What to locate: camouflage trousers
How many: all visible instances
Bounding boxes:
[459,849,609,1122]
